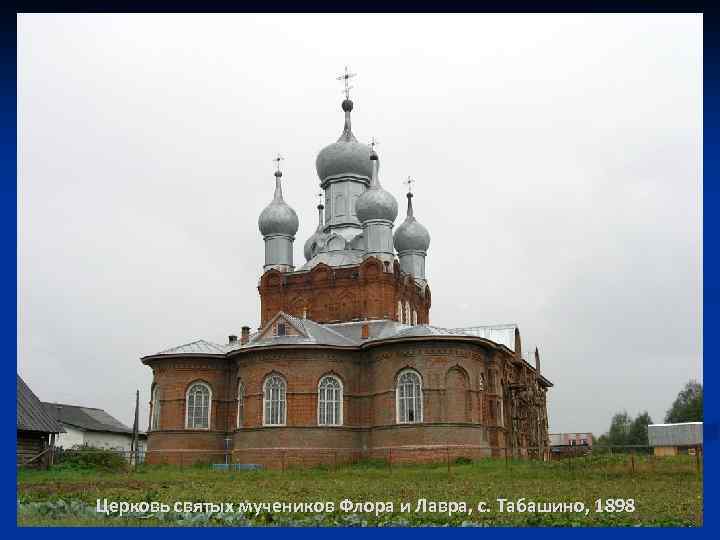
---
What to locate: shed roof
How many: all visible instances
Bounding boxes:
[17,375,65,434]
[42,402,135,435]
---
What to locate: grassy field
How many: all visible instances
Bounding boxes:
[17,455,702,527]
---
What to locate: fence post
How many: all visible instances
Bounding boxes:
[631,451,635,474]
[695,445,701,474]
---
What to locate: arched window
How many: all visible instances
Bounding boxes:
[318,375,343,426]
[185,382,211,429]
[397,300,403,323]
[396,369,423,423]
[150,385,161,431]
[263,375,286,426]
[412,310,418,326]
[236,380,244,429]
[404,301,411,325]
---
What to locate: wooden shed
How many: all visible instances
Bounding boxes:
[17,374,64,468]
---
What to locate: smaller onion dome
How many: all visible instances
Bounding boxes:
[304,202,327,261]
[258,170,299,237]
[315,99,374,181]
[394,191,430,252]
[355,150,398,223]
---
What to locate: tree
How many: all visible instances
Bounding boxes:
[599,411,652,452]
[607,411,633,447]
[628,411,653,450]
[665,380,703,423]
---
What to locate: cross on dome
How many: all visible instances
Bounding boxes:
[273,154,284,175]
[337,66,356,100]
[404,176,415,194]
[370,137,379,152]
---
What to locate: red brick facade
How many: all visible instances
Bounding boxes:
[144,336,550,467]
[259,258,430,327]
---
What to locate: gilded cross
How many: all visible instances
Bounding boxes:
[370,137,378,152]
[337,66,356,100]
[317,192,324,206]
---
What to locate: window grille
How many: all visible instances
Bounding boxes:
[186,382,211,429]
[396,370,423,423]
[318,375,343,426]
[263,375,286,425]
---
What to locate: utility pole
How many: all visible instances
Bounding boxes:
[131,390,139,471]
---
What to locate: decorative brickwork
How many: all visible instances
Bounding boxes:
[259,258,431,326]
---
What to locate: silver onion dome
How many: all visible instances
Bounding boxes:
[355,150,398,223]
[394,192,430,252]
[304,203,327,261]
[258,170,299,236]
[316,99,374,181]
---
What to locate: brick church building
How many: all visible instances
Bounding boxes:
[142,74,552,467]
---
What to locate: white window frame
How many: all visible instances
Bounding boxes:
[404,301,411,325]
[236,380,244,429]
[185,381,212,430]
[150,385,161,431]
[396,369,423,424]
[412,310,418,326]
[317,375,343,426]
[263,374,287,426]
[397,300,403,323]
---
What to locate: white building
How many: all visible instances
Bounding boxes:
[42,402,146,456]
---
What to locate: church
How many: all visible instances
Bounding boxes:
[142,71,552,467]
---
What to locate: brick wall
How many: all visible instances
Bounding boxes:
[258,258,431,326]
[145,338,548,467]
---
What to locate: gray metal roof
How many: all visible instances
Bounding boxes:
[453,324,518,351]
[648,423,703,447]
[298,249,363,271]
[156,339,227,355]
[17,375,65,434]
[150,318,525,355]
[242,313,357,349]
[42,402,135,435]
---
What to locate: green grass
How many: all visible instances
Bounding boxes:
[17,455,702,527]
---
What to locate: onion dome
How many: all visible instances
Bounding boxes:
[355,149,398,223]
[315,99,374,181]
[258,170,299,236]
[304,202,327,261]
[394,191,430,252]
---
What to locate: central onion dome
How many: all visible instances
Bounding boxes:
[356,150,398,223]
[258,170,299,236]
[315,99,374,181]
[394,192,430,252]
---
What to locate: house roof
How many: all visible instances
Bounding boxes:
[17,375,65,434]
[42,402,135,435]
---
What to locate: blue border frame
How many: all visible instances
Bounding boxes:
[6,5,709,537]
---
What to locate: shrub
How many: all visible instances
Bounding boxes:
[54,444,127,472]
[454,456,473,465]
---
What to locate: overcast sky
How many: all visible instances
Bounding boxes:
[18,13,701,436]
